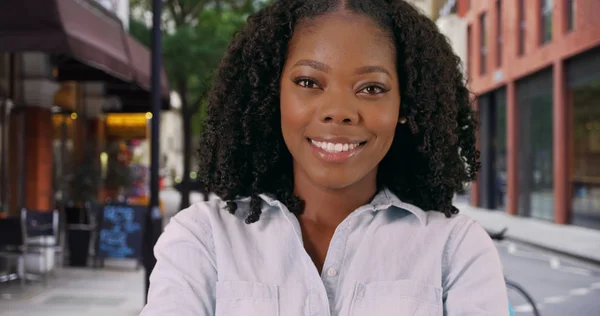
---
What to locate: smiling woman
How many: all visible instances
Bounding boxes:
[140,1,508,315]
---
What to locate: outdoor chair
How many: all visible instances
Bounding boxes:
[22,208,62,286]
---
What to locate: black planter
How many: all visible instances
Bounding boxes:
[65,205,94,267]
[65,206,91,225]
[68,228,91,267]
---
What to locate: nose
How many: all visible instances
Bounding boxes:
[318,98,359,125]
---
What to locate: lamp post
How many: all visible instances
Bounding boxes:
[143,0,163,302]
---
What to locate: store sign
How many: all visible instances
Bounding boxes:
[98,203,145,260]
[105,113,148,139]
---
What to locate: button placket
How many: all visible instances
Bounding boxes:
[320,220,354,315]
[322,227,347,279]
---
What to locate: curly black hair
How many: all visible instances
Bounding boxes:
[198,0,480,224]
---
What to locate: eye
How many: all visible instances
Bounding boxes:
[295,78,321,89]
[359,85,388,95]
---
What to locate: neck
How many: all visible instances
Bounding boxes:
[293,164,378,226]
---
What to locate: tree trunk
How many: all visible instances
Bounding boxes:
[178,80,192,211]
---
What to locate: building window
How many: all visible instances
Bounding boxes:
[567,0,575,31]
[496,0,503,67]
[518,0,525,56]
[517,69,554,221]
[480,13,487,75]
[540,0,553,44]
[477,88,507,210]
[571,80,600,229]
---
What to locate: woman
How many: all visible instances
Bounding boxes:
[141,0,509,315]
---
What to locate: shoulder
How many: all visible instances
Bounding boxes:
[426,211,493,252]
[426,212,477,235]
[388,198,495,258]
[157,194,229,251]
[169,193,224,229]
[427,213,507,313]
[424,212,499,280]
[162,193,260,244]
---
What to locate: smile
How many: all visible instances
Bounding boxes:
[309,139,364,153]
[307,138,367,163]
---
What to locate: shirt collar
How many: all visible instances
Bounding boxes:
[258,187,427,226]
[371,188,427,225]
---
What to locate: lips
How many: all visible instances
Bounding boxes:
[307,137,367,163]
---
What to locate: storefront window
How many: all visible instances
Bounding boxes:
[494,89,507,209]
[477,87,507,210]
[517,69,554,220]
[52,113,76,207]
[571,80,600,229]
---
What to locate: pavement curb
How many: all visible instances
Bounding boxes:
[455,202,600,265]
[502,234,600,267]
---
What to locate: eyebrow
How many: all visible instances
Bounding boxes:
[292,59,391,77]
[354,65,391,76]
[293,59,331,73]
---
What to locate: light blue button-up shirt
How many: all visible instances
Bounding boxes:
[141,189,509,316]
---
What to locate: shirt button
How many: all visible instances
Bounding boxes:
[327,268,338,277]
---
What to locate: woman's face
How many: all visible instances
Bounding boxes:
[280,12,400,190]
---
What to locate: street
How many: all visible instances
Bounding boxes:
[497,240,600,315]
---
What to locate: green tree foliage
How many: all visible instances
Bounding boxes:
[129,0,268,209]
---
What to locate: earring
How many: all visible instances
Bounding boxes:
[398,117,407,124]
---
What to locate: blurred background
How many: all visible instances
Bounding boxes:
[0,0,598,315]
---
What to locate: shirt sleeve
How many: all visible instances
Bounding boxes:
[442,218,510,316]
[140,204,217,316]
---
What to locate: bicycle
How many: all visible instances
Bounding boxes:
[487,228,541,316]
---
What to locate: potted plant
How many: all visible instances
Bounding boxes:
[66,148,100,267]
[104,141,133,201]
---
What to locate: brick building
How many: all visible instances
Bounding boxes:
[463,0,600,229]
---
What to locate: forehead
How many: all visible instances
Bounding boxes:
[287,12,396,65]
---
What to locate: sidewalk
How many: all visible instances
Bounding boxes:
[0,189,198,316]
[455,202,600,264]
[0,260,144,316]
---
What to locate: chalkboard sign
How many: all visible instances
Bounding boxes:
[98,203,146,260]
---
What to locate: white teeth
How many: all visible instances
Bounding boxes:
[310,139,362,153]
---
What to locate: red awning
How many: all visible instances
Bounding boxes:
[104,34,170,112]
[0,0,171,111]
[125,35,170,98]
[0,0,132,82]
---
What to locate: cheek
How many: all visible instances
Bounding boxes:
[366,107,399,140]
[382,115,399,137]
[280,84,309,139]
